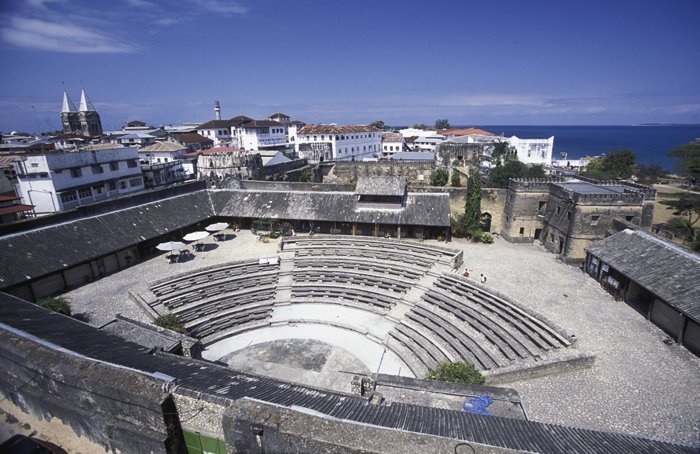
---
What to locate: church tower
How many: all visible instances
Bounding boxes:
[78,89,103,137]
[60,90,81,135]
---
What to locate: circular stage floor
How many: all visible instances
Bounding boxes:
[217,338,371,393]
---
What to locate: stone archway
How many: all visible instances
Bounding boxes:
[481,212,492,232]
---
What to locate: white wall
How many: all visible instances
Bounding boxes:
[509,136,554,165]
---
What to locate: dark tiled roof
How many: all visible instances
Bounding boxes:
[0,204,34,216]
[355,176,406,196]
[240,120,282,128]
[172,133,214,144]
[586,230,700,320]
[211,189,450,228]
[100,315,182,352]
[197,120,235,129]
[297,125,381,135]
[0,192,215,288]
[0,293,693,454]
[229,115,253,125]
[381,133,404,142]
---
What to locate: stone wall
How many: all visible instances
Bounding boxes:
[197,151,262,187]
[221,398,514,454]
[326,161,435,185]
[0,330,182,453]
[262,159,308,180]
[435,142,482,169]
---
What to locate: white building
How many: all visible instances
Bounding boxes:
[14,147,144,214]
[138,141,195,178]
[398,127,438,138]
[295,125,382,163]
[506,136,554,166]
[118,133,156,148]
[381,133,405,158]
[235,120,287,151]
[412,134,446,152]
[195,120,235,147]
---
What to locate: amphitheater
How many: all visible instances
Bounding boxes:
[146,235,574,385]
[1,183,699,453]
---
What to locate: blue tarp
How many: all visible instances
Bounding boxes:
[463,395,494,416]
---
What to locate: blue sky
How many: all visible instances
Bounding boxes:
[1,0,699,133]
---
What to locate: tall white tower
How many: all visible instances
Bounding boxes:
[214,100,221,120]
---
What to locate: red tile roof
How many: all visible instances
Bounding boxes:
[440,128,495,136]
[0,203,33,215]
[297,125,381,135]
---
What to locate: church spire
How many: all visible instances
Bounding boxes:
[79,88,96,112]
[61,90,77,113]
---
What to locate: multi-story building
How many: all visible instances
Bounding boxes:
[380,133,405,158]
[235,120,287,151]
[501,177,655,262]
[506,136,554,166]
[295,125,382,163]
[14,147,144,214]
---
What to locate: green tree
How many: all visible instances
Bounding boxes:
[463,169,482,233]
[430,168,449,186]
[426,360,485,385]
[491,141,517,166]
[583,149,636,180]
[487,161,545,188]
[369,120,386,130]
[634,163,665,185]
[668,141,700,187]
[299,166,312,182]
[38,296,71,316]
[412,123,429,130]
[451,170,461,187]
[435,119,451,129]
[154,314,186,334]
[661,195,700,250]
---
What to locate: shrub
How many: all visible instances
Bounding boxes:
[38,297,71,316]
[426,361,485,385]
[430,169,449,186]
[154,314,186,334]
[468,230,494,244]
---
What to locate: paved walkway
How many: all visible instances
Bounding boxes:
[63,232,700,445]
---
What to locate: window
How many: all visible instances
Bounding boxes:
[120,181,127,189]
[538,201,546,210]
[591,215,600,226]
[30,163,39,168]
[566,211,572,220]
[93,185,103,194]
[127,159,138,168]
[60,192,77,204]
[556,206,561,214]
[129,177,142,187]
[625,215,634,222]
[109,181,117,191]
[91,165,104,174]
[519,227,525,236]
[109,162,119,171]
[78,188,92,199]
[70,168,82,178]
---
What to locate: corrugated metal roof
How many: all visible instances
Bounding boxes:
[586,230,700,320]
[0,293,693,454]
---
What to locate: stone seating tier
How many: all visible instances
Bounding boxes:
[292,270,412,294]
[293,247,435,269]
[177,288,277,324]
[292,258,424,282]
[406,306,502,370]
[422,290,534,360]
[150,260,279,297]
[291,237,455,260]
[190,308,272,338]
[161,274,278,310]
[435,275,570,349]
[291,285,397,310]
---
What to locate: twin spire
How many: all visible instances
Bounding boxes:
[61,89,96,113]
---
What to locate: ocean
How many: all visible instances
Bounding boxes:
[474,125,700,171]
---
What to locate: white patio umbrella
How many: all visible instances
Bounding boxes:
[205,222,229,232]
[183,231,210,242]
[156,241,187,252]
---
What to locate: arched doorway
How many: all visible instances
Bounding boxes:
[481,212,492,232]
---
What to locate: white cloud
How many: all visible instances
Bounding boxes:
[2,16,135,53]
[439,94,548,107]
[189,0,249,15]
[153,17,183,26]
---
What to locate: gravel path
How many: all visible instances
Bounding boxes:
[63,232,699,445]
